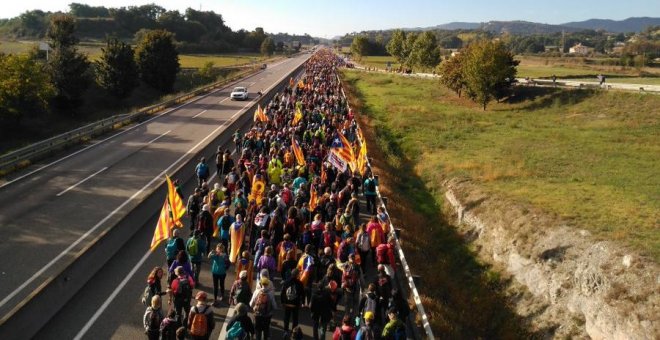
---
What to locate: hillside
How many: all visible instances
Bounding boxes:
[562,17,660,33]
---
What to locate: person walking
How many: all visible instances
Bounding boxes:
[168,251,194,286]
[363,174,378,215]
[310,281,335,340]
[250,277,278,340]
[142,266,166,307]
[225,302,255,339]
[197,204,214,251]
[187,291,214,340]
[143,295,164,340]
[229,270,253,306]
[165,229,186,272]
[208,243,229,306]
[195,157,210,188]
[356,311,381,340]
[168,266,195,326]
[381,308,406,340]
[160,309,180,340]
[280,268,305,335]
[187,230,207,285]
[186,188,202,233]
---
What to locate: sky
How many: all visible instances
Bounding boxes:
[2,0,659,38]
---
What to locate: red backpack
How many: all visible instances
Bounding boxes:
[376,244,390,264]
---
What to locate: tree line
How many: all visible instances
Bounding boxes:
[0,14,180,127]
[0,3,319,53]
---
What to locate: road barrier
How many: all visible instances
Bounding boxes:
[338,74,435,339]
[0,66,261,178]
[0,59,307,339]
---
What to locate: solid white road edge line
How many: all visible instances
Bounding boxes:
[0,65,269,190]
[55,167,109,197]
[71,62,300,339]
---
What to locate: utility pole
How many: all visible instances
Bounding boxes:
[561,30,565,55]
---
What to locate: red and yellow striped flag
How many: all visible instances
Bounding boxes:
[150,198,174,251]
[292,106,303,126]
[309,185,318,211]
[321,163,327,183]
[254,104,269,122]
[356,140,368,176]
[291,137,305,166]
[166,175,186,227]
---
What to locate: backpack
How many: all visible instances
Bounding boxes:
[254,291,271,316]
[226,321,246,340]
[357,232,370,252]
[342,264,357,288]
[285,282,298,303]
[165,238,178,260]
[187,238,199,257]
[376,244,390,264]
[189,306,209,337]
[160,318,179,340]
[363,294,377,314]
[197,163,209,177]
[393,325,406,340]
[234,281,252,305]
[148,308,162,331]
[175,277,192,302]
[359,326,376,340]
[141,285,154,306]
[340,328,353,340]
[367,179,376,192]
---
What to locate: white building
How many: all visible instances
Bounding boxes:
[569,43,593,55]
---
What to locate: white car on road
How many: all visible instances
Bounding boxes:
[230,87,249,100]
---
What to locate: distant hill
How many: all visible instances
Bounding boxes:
[562,17,660,33]
[429,22,481,30]
[480,21,583,34]
[398,17,658,35]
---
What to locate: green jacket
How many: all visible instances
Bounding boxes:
[381,318,405,339]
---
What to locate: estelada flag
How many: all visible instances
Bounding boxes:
[150,198,174,251]
[331,131,355,170]
[291,137,305,166]
[309,185,318,211]
[166,175,186,227]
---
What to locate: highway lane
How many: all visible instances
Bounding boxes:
[0,54,310,323]
[34,168,323,340]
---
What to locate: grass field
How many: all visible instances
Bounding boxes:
[0,40,267,68]
[341,70,659,261]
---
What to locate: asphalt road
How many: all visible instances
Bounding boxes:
[34,176,377,340]
[0,53,310,328]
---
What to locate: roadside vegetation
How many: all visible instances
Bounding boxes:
[341,69,659,260]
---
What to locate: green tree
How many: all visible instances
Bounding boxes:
[95,37,139,98]
[350,35,369,60]
[46,14,91,109]
[47,14,78,49]
[0,53,54,126]
[439,54,466,97]
[409,31,440,70]
[260,37,275,56]
[462,40,518,110]
[403,32,418,68]
[386,29,407,64]
[135,29,180,93]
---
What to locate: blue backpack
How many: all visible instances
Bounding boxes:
[165,238,178,259]
[226,321,245,339]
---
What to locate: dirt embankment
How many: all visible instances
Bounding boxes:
[444,178,659,339]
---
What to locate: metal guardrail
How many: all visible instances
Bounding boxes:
[337,74,435,339]
[0,66,261,177]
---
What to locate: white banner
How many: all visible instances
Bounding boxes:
[328,150,347,172]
